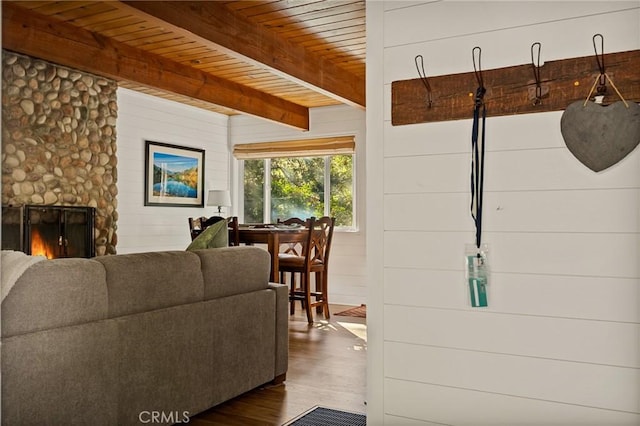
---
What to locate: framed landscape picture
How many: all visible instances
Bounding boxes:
[144,141,205,207]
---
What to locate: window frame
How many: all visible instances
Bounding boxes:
[239,154,357,231]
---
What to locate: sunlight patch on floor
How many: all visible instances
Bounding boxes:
[338,321,367,342]
[314,320,338,331]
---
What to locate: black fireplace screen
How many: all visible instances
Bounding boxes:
[2,205,95,259]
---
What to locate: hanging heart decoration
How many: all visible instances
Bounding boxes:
[560,100,640,172]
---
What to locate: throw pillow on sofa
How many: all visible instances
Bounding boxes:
[186,219,228,250]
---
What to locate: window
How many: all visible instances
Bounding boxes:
[236,136,356,229]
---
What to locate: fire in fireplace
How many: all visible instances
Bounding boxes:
[2,205,96,259]
[30,227,56,259]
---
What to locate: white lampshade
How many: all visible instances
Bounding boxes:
[206,190,231,212]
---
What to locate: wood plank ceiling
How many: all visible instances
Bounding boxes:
[2,1,366,130]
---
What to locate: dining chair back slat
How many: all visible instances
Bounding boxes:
[227,216,240,246]
[277,217,311,256]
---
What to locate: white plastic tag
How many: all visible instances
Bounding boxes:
[465,244,489,307]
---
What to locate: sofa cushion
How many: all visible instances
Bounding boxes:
[186,219,228,250]
[1,258,108,338]
[95,251,204,318]
[193,246,270,300]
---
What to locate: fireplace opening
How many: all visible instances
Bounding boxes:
[2,205,96,259]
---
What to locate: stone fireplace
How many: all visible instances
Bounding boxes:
[2,51,118,255]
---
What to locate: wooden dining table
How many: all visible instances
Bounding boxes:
[237,225,308,283]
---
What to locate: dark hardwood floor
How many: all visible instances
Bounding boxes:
[190,304,367,425]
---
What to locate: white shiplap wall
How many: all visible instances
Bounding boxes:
[229,105,367,306]
[368,1,640,425]
[115,88,229,254]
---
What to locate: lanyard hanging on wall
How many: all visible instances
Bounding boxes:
[466,47,490,308]
[470,46,486,250]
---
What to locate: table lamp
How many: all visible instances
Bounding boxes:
[206,189,231,215]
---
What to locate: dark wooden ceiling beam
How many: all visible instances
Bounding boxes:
[119,1,365,108]
[2,2,310,130]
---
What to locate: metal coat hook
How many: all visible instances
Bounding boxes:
[583,33,628,107]
[414,55,433,108]
[472,46,486,106]
[530,42,544,105]
[592,33,607,94]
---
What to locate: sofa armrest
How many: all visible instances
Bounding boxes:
[268,282,289,378]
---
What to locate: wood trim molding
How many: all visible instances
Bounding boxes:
[392,49,640,126]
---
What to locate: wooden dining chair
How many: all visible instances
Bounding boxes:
[276,217,310,306]
[278,216,335,324]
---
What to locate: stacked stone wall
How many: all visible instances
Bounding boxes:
[1,51,118,255]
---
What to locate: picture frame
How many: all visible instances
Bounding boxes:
[144,141,205,207]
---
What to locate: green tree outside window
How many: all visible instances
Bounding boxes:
[243,155,354,227]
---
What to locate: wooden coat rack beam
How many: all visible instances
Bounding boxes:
[391,49,640,126]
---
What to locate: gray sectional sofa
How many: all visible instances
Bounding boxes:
[1,246,288,425]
